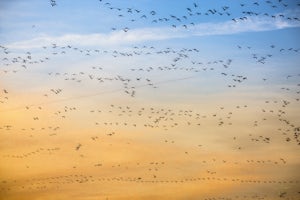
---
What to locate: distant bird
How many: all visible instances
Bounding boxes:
[75,144,82,151]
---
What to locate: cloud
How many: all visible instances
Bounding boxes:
[5,15,300,49]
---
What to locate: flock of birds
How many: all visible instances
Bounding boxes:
[48,0,300,32]
[1,43,300,99]
[0,0,300,199]
[94,0,300,32]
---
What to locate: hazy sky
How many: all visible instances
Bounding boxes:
[0,0,300,200]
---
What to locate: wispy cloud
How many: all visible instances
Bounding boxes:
[6,15,300,49]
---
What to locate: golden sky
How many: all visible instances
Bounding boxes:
[1,0,300,200]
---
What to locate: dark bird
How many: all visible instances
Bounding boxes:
[75,144,82,151]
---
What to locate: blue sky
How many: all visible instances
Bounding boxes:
[1,0,300,44]
[1,1,300,199]
[1,0,298,113]
[1,0,299,77]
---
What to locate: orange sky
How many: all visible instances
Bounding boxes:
[1,89,299,199]
[1,1,300,199]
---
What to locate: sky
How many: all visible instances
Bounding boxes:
[0,0,300,199]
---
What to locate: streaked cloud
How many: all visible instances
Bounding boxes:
[6,15,300,49]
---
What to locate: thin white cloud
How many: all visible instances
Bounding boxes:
[6,15,300,49]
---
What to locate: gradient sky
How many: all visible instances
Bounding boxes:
[0,0,300,200]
